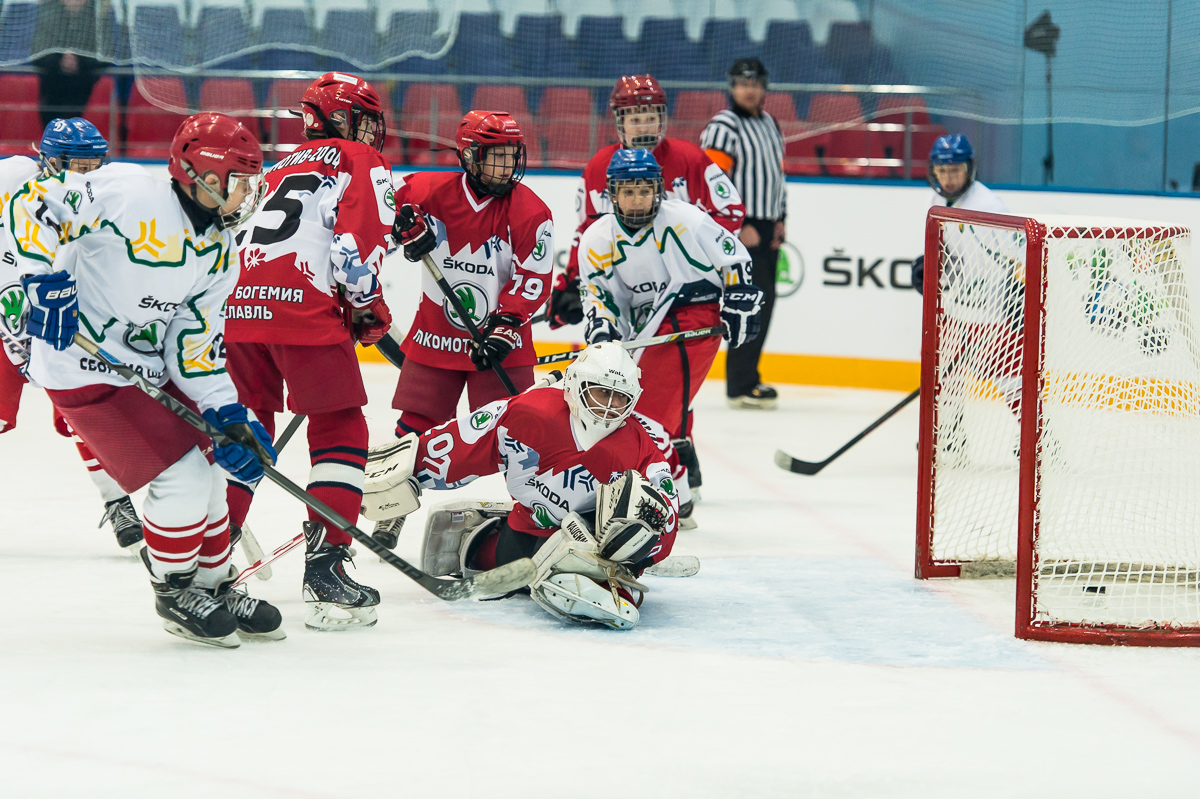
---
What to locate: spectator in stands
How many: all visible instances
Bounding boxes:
[32,0,112,127]
[701,58,786,410]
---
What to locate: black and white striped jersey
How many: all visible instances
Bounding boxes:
[701,107,787,221]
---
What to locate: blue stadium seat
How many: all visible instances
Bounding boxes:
[765,20,840,83]
[131,5,187,68]
[513,15,578,79]
[640,18,706,82]
[320,10,379,71]
[196,7,251,69]
[826,21,872,83]
[258,8,317,71]
[0,2,37,65]
[702,19,759,81]
[382,11,446,74]
[576,16,641,95]
[447,12,512,76]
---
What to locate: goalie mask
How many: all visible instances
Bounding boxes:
[606,148,663,231]
[563,343,643,450]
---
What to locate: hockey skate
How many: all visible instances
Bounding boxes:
[302,521,380,631]
[727,384,778,410]
[99,496,143,551]
[209,567,285,641]
[371,515,406,550]
[678,500,698,531]
[141,549,239,648]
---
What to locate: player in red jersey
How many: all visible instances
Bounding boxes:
[389,110,554,437]
[547,74,746,329]
[366,344,678,629]
[223,72,395,631]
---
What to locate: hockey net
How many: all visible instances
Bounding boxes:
[916,206,1200,645]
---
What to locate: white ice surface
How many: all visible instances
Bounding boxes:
[4,367,1200,797]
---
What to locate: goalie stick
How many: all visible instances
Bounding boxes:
[72,333,536,600]
[774,388,921,475]
[536,326,723,366]
[644,555,700,578]
[235,412,306,582]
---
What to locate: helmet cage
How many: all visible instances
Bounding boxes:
[181,160,266,230]
[614,104,667,150]
[461,141,527,198]
[607,176,663,230]
[563,343,643,445]
[927,159,976,202]
[302,100,386,153]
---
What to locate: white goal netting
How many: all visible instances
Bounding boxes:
[918,208,1200,643]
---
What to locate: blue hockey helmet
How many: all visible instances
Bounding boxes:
[39,118,109,174]
[606,148,663,228]
[927,133,976,202]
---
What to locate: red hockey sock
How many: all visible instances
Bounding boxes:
[226,482,254,528]
[143,515,206,575]
[197,512,232,581]
[397,411,439,436]
[306,408,368,548]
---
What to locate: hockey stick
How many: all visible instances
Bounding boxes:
[644,555,700,578]
[371,311,549,374]
[396,207,518,395]
[536,325,724,366]
[71,333,536,600]
[774,388,920,475]
[236,412,306,582]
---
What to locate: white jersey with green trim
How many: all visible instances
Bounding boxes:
[0,156,41,367]
[7,163,240,414]
[577,199,751,347]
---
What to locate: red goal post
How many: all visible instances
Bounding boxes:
[916,206,1200,646]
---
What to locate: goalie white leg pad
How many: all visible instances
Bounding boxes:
[361,434,422,522]
[420,500,516,576]
[533,573,640,629]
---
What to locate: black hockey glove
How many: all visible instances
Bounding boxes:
[393,204,437,262]
[548,277,584,328]
[721,284,764,348]
[911,254,924,295]
[469,311,523,371]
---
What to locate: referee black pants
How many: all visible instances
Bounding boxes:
[726,218,779,397]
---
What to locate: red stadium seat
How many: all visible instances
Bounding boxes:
[539,88,596,169]
[874,95,938,178]
[670,90,726,147]
[82,76,119,152]
[0,74,43,157]
[763,92,798,121]
[400,84,461,166]
[779,121,826,177]
[199,79,260,142]
[807,93,887,177]
[264,80,309,158]
[471,86,541,167]
[124,78,191,160]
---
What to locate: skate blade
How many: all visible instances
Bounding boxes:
[304,603,378,631]
[236,627,287,642]
[726,397,778,410]
[120,540,146,556]
[162,621,240,649]
[645,555,701,578]
[678,516,698,531]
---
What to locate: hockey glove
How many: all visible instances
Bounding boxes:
[469,311,523,371]
[721,284,764,349]
[393,204,437,262]
[583,312,620,345]
[911,255,924,296]
[548,276,584,328]
[21,272,78,351]
[350,296,393,347]
[202,403,277,483]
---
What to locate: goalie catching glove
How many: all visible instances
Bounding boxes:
[594,468,673,565]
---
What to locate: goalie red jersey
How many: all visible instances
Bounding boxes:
[226,137,394,346]
[394,170,554,370]
[413,385,679,559]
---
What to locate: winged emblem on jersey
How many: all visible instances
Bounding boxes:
[1,284,27,334]
[123,320,163,355]
[445,282,490,329]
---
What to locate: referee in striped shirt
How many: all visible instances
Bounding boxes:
[701,58,785,409]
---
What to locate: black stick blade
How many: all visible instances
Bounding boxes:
[774,449,825,475]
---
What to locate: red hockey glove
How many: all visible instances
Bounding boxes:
[469,312,523,371]
[351,297,393,346]
[392,204,437,262]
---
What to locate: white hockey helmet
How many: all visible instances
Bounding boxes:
[563,343,643,449]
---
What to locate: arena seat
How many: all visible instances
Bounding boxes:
[447,13,511,76]
[83,76,120,151]
[471,86,542,166]
[196,6,251,69]
[576,17,641,92]
[825,21,872,83]
[670,90,726,147]
[556,0,616,37]
[498,0,553,35]
[312,0,369,29]
[131,5,188,68]
[263,79,308,157]
[874,95,946,178]
[124,78,191,160]
[513,15,579,80]
[702,18,757,80]
[400,84,462,166]
[258,8,318,71]
[198,79,260,140]
[641,18,707,82]
[807,92,888,177]
[382,11,446,74]
[0,2,38,65]
[539,88,596,168]
[319,9,379,72]
[764,86,820,174]
[763,20,841,83]
[0,74,42,157]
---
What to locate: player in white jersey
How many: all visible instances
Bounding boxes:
[7,113,283,648]
[577,149,762,521]
[0,118,146,551]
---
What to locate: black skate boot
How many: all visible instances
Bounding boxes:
[302,521,380,631]
[672,437,703,499]
[141,548,239,648]
[99,496,143,550]
[372,515,407,550]
[209,567,285,641]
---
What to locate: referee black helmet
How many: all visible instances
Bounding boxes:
[728,58,768,87]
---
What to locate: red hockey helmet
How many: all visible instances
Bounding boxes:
[168,112,265,229]
[609,74,667,149]
[456,110,527,197]
[300,72,386,152]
